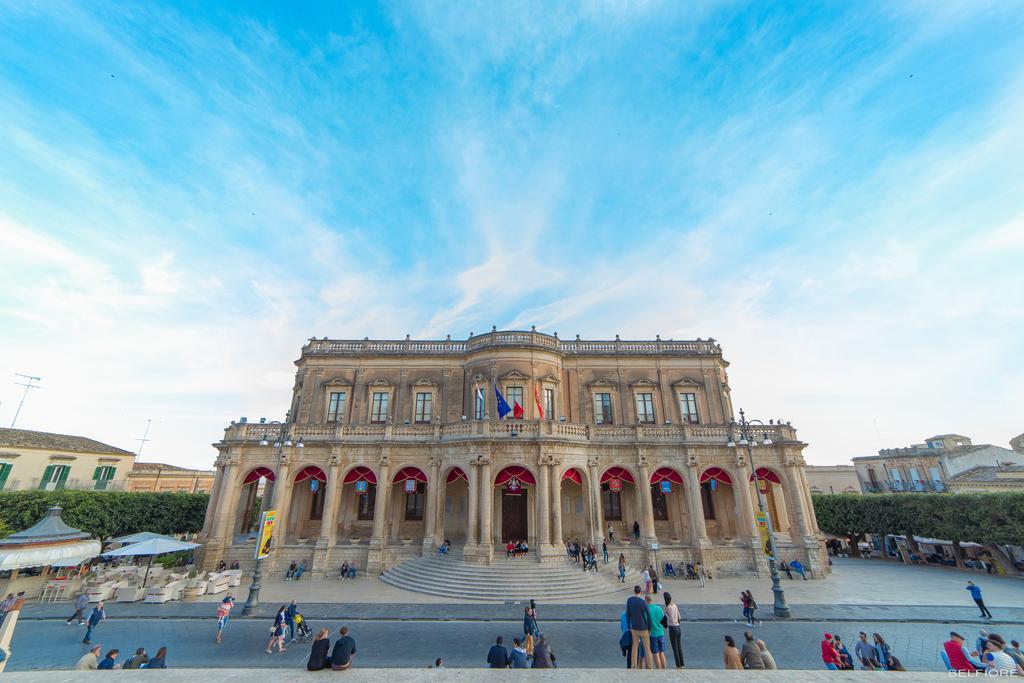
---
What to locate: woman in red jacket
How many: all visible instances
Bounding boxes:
[821,633,842,670]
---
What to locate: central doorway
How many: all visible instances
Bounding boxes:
[501,489,528,542]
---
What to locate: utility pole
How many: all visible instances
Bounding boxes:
[10,374,41,428]
[135,419,152,460]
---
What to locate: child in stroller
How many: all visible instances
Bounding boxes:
[293,612,313,643]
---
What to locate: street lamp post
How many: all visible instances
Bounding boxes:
[729,408,791,619]
[242,426,299,616]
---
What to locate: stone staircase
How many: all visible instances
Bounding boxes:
[380,548,641,601]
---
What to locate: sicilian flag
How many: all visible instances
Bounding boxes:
[495,387,512,419]
[533,385,545,420]
[513,401,524,419]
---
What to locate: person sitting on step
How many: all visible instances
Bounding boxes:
[339,561,349,579]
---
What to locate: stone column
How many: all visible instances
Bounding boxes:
[267,455,293,572]
[479,459,493,551]
[684,461,709,545]
[638,461,657,546]
[587,458,604,545]
[730,461,759,540]
[319,457,341,545]
[551,466,563,547]
[210,459,238,542]
[201,462,226,537]
[422,456,441,550]
[367,458,391,574]
[466,463,479,546]
[780,464,811,539]
[536,457,551,549]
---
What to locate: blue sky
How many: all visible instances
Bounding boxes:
[1,2,1022,468]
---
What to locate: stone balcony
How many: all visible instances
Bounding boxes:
[220,419,800,447]
[300,329,724,358]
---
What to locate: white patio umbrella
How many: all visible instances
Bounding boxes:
[102,538,200,587]
[109,531,178,545]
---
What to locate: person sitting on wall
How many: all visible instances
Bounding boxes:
[347,561,358,579]
[285,561,297,580]
[339,561,349,579]
[293,561,306,581]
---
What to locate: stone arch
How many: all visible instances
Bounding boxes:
[600,465,639,540]
[494,466,536,545]
[748,466,791,534]
[387,466,429,542]
[439,465,471,543]
[285,465,328,541]
[232,466,277,537]
[556,466,591,544]
[336,465,379,545]
[698,466,739,541]
[649,466,688,543]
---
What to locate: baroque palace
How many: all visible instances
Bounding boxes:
[199,329,827,578]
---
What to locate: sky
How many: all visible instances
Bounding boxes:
[1,1,1022,470]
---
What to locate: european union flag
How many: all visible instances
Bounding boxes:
[495,387,512,419]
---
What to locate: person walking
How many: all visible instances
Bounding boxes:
[745,591,760,626]
[266,609,287,654]
[285,600,298,642]
[617,556,627,583]
[663,592,684,669]
[649,567,659,595]
[723,635,742,669]
[307,628,332,671]
[97,649,119,669]
[757,639,777,669]
[641,567,651,595]
[486,635,510,668]
[608,524,614,541]
[75,646,102,670]
[626,584,652,669]
[966,581,993,619]
[695,562,706,588]
[532,635,556,668]
[633,520,641,540]
[123,647,149,669]
[330,626,356,670]
[215,595,233,644]
[602,541,609,564]
[66,591,89,626]
[941,631,984,672]
[146,647,168,669]
[510,638,529,668]
[645,595,666,669]
[524,601,539,655]
[821,633,842,670]
[741,631,765,670]
[855,632,878,669]
[740,591,751,626]
[82,601,106,644]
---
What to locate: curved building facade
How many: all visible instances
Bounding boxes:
[199,330,827,578]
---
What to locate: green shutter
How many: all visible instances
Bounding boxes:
[40,465,54,489]
[56,466,70,489]
[105,467,116,480]
[0,463,11,490]
[92,466,102,481]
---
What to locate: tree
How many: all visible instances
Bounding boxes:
[0,490,209,540]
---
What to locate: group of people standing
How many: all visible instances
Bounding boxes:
[621,586,686,669]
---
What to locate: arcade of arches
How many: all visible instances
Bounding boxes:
[201,446,827,578]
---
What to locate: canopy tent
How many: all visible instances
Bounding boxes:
[445,467,468,484]
[0,507,100,572]
[109,531,178,545]
[49,557,92,568]
[102,537,200,587]
[561,468,583,485]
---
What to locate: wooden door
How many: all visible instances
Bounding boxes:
[501,488,528,542]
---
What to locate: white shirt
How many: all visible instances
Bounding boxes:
[987,650,1017,673]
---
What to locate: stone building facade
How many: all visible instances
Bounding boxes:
[198,330,826,578]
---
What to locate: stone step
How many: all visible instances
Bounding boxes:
[386,560,637,581]
[381,570,633,592]
[378,576,625,601]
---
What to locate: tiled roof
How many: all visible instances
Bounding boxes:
[0,428,134,457]
[948,465,1024,483]
[130,462,214,474]
[852,444,993,461]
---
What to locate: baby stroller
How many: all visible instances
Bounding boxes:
[294,613,313,643]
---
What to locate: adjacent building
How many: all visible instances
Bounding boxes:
[0,428,136,492]
[805,465,860,495]
[199,330,826,578]
[128,462,216,493]
[852,434,1017,493]
[946,464,1024,493]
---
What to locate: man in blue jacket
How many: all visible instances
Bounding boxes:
[486,635,510,668]
[966,581,993,619]
[626,584,652,669]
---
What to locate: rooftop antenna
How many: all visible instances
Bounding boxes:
[10,373,41,428]
[135,419,152,461]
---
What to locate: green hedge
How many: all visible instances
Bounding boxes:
[0,490,209,540]
[812,492,1024,548]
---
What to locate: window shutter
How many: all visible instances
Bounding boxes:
[105,467,116,480]
[92,466,102,481]
[0,463,11,490]
[57,466,70,484]
[40,465,54,489]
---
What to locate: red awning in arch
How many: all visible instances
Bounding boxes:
[600,466,635,484]
[749,467,781,484]
[294,466,327,484]
[650,467,684,485]
[446,467,468,484]
[393,466,428,485]
[494,466,536,486]
[561,468,583,485]
[699,467,733,486]
[343,466,377,485]
[243,467,276,485]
